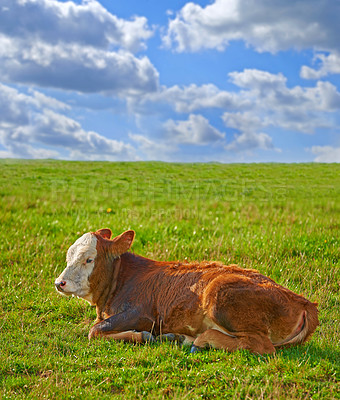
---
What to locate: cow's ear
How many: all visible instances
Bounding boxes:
[112,230,135,255]
[95,228,112,240]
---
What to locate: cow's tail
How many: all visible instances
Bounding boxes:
[274,302,319,348]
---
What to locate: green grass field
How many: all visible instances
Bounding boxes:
[0,160,339,399]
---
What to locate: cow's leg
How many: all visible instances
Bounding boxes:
[191,329,275,355]
[96,330,155,344]
[89,309,154,340]
[156,333,195,345]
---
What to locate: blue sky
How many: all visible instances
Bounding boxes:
[0,0,339,162]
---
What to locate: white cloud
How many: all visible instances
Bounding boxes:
[0,37,159,95]
[0,84,34,126]
[164,114,225,145]
[229,69,287,92]
[301,52,340,79]
[135,69,340,129]
[133,69,340,151]
[0,0,153,53]
[129,133,176,161]
[130,83,249,114]
[28,110,136,160]
[308,81,340,112]
[0,142,60,160]
[220,70,340,152]
[0,83,137,160]
[225,131,274,152]
[128,114,226,160]
[128,68,340,155]
[224,70,340,134]
[30,90,71,111]
[223,112,265,133]
[0,0,158,94]
[164,0,340,54]
[310,146,340,162]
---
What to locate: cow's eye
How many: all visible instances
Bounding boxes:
[86,258,94,264]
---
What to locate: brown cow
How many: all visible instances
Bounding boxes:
[55,228,319,354]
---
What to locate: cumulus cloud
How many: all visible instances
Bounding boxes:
[1,0,338,161]
[164,0,340,54]
[164,0,340,86]
[224,69,340,134]
[129,83,250,114]
[128,113,225,160]
[30,90,71,111]
[225,131,274,152]
[164,114,225,145]
[229,69,287,92]
[26,110,136,160]
[0,0,153,53]
[0,84,137,160]
[131,68,340,153]
[310,146,340,162]
[223,112,265,134]
[0,0,158,94]
[0,40,159,94]
[217,69,340,153]
[135,69,340,125]
[301,52,340,79]
[129,133,177,161]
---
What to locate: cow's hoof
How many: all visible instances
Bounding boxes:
[190,345,202,354]
[88,327,99,340]
[156,333,177,342]
[141,331,155,343]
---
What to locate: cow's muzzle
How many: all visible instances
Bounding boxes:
[55,280,66,292]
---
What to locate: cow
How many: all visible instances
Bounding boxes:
[55,228,319,354]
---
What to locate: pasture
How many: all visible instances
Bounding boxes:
[0,160,339,399]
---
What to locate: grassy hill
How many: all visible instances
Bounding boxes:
[0,160,339,399]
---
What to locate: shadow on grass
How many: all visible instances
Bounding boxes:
[276,343,340,365]
[177,341,340,368]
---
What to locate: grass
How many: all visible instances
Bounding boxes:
[0,159,339,399]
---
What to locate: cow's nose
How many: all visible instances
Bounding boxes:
[55,281,66,291]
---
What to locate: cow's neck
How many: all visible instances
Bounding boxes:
[93,255,122,321]
[93,251,157,321]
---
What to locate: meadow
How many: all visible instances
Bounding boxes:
[0,160,339,399]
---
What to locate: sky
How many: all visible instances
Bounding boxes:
[0,0,340,163]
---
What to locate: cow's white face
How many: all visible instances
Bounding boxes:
[55,233,97,304]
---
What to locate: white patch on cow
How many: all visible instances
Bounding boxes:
[185,325,196,334]
[189,283,197,292]
[203,316,237,338]
[55,233,97,303]
[82,292,94,305]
